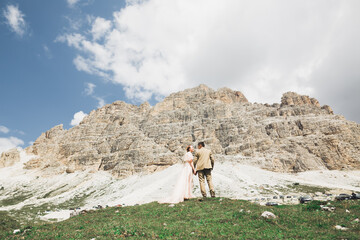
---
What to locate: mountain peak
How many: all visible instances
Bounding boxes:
[152,85,248,114]
[281,92,320,107]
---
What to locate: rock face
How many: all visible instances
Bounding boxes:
[281,92,320,107]
[5,85,359,178]
[0,148,20,168]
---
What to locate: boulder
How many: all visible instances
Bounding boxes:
[65,168,75,174]
[261,211,277,219]
[334,225,348,231]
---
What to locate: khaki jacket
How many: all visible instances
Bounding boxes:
[194,148,214,171]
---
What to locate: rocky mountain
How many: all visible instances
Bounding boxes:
[1,85,360,178]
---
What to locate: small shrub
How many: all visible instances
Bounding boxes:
[302,201,325,211]
[232,212,246,219]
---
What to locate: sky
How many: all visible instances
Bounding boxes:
[0,0,359,154]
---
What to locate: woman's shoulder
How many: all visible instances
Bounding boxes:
[184,151,193,160]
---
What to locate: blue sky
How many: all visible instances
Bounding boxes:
[1,0,130,151]
[1,0,359,153]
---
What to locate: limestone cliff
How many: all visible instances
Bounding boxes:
[2,85,359,177]
[0,148,20,168]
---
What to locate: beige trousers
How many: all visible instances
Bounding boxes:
[197,169,215,197]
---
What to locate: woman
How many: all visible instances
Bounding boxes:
[159,145,196,204]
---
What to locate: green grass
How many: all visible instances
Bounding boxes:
[3,191,96,226]
[256,183,332,196]
[42,184,69,199]
[287,184,331,194]
[1,198,359,239]
[0,212,20,233]
[0,193,33,207]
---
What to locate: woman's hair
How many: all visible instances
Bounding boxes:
[187,145,192,152]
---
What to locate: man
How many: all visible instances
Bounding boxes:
[194,142,215,198]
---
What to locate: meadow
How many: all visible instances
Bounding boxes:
[1,198,359,239]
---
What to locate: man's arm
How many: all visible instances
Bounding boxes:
[193,151,199,168]
[210,151,214,169]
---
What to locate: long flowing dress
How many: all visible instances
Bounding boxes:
[159,152,195,204]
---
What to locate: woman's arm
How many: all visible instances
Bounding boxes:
[185,153,196,174]
[188,160,196,174]
[191,161,196,174]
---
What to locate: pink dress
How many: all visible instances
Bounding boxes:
[159,152,195,204]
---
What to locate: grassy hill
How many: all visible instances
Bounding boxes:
[1,198,359,239]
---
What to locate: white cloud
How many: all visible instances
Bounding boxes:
[70,111,88,126]
[0,126,10,134]
[94,96,106,108]
[67,0,80,8]
[126,0,147,6]
[64,16,83,30]
[55,33,85,49]
[43,45,53,59]
[0,137,24,154]
[82,83,106,108]
[66,0,92,8]
[14,130,25,135]
[91,17,112,41]
[60,0,360,122]
[84,82,96,95]
[3,4,27,37]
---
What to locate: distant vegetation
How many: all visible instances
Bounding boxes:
[0,211,20,233]
[1,198,359,239]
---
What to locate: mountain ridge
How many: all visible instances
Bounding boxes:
[1,84,359,178]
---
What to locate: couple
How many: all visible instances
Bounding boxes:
[160,142,215,204]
